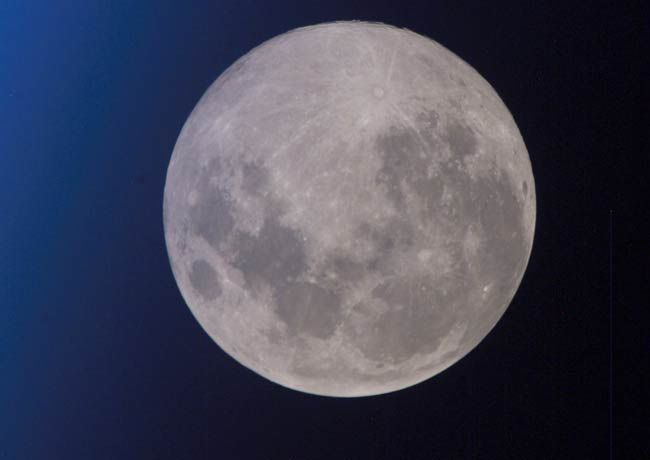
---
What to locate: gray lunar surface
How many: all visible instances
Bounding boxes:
[163,21,536,397]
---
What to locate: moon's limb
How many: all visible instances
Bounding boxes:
[163,21,536,397]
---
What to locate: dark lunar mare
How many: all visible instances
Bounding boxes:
[189,259,222,301]
[335,118,530,364]
[189,158,235,250]
[229,211,345,340]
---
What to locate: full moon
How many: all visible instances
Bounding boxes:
[163,21,536,397]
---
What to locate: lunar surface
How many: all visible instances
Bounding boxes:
[163,21,536,397]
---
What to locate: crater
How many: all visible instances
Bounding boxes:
[522,180,528,196]
[275,282,342,339]
[188,259,222,301]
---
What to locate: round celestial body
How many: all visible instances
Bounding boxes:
[163,21,536,397]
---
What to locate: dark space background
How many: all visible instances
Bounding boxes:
[1,1,646,458]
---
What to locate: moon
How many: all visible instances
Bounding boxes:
[163,21,536,397]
